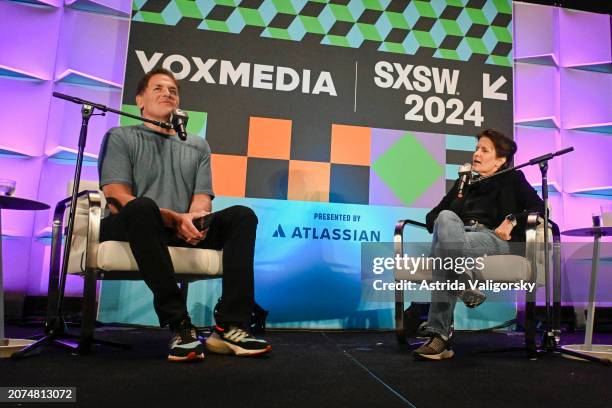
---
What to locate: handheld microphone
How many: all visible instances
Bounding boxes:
[457,163,472,199]
[171,108,189,141]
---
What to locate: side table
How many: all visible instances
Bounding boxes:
[0,195,49,357]
[561,226,612,362]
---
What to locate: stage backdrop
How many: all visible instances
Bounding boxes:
[98,0,516,329]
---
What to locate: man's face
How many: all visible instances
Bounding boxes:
[136,73,179,121]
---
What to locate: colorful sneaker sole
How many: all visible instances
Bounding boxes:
[167,351,205,362]
[205,333,272,357]
[413,349,455,361]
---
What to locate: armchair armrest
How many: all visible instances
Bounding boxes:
[392,219,427,343]
[525,213,559,242]
[394,219,427,237]
[525,213,562,295]
[45,190,102,321]
[525,213,562,337]
[525,212,545,284]
[524,212,540,243]
[548,219,560,242]
[393,219,427,270]
[52,190,102,274]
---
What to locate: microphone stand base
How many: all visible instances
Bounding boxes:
[11,317,131,360]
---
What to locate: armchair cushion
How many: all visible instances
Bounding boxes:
[96,241,223,276]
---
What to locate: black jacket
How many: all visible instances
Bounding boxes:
[425,170,545,242]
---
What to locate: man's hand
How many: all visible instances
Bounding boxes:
[494,219,514,241]
[173,210,210,245]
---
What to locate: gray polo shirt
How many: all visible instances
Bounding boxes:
[98,124,214,214]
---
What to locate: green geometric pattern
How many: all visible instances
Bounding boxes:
[132,0,512,67]
[372,132,443,206]
[120,104,208,139]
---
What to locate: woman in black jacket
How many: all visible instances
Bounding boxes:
[414,129,544,361]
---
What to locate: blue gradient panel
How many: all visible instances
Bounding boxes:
[445,163,461,179]
[446,134,477,151]
[99,196,515,329]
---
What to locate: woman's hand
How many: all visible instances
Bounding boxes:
[494,219,514,241]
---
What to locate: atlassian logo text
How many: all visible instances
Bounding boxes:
[272,225,381,242]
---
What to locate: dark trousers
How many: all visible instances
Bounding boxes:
[100,197,257,328]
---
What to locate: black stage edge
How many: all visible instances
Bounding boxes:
[1,325,610,408]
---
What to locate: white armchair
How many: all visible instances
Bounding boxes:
[393,214,561,359]
[47,187,223,352]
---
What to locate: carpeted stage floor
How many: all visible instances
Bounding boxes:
[1,325,610,408]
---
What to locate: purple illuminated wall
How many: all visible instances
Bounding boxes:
[0,1,611,316]
[513,2,612,310]
[0,0,130,304]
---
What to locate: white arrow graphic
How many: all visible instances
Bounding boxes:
[483,74,507,100]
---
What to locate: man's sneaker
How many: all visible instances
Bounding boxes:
[458,288,486,308]
[413,333,454,361]
[206,325,271,356]
[168,319,205,362]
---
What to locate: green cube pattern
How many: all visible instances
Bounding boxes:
[132,0,512,67]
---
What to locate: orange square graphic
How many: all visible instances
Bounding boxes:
[247,116,292,160]
[288,160,330,202]
[330,124,371,166]
[211,154,247,197]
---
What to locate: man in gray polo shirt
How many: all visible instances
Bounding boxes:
[98,68,271,362]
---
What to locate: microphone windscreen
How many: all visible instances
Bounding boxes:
[171,109,189,140]
[458,163,472,174]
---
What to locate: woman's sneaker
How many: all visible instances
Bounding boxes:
[168,319,205,362]
[458,288,486,308]
[206,325,271,356]
[412,333,454,361]
[417,322,453,340]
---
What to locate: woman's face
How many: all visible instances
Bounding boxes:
[472,136,506,177]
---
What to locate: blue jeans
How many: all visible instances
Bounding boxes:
[425,210,510,337]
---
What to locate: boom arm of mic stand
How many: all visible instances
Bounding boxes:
[52,92,173,130]
[469,147,575,185]
[528,147,574,166]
